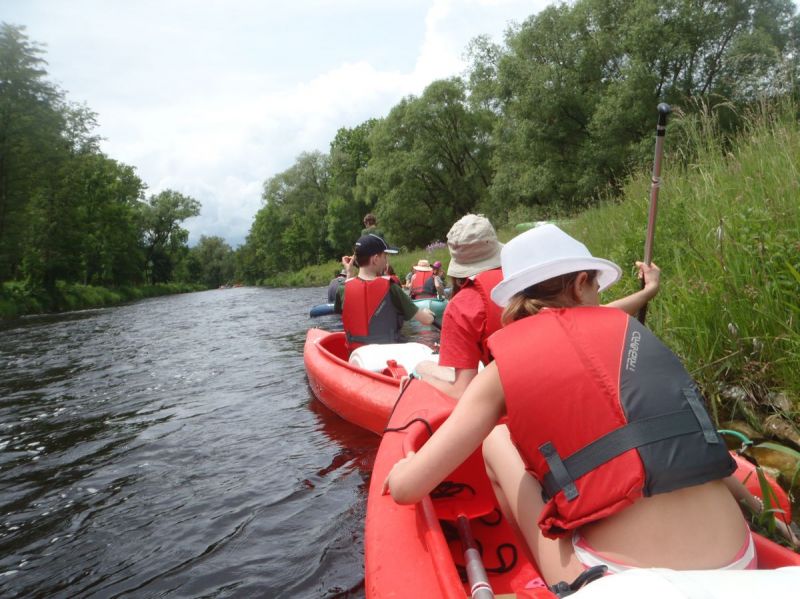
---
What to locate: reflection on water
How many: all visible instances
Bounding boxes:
[0,287,387,598]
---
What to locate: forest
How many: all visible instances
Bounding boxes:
[0,23,235,314]
[2,0,799,313]
[239,0,800,281]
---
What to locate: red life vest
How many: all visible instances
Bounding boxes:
[409,270,434,299]
[459,268,504,365]
[489,307,735,539]
[341,277,402,351]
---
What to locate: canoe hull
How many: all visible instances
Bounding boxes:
[365,380,800,598]
[304,328,401,435]
[366,380,544,598]
[309,302,335,317]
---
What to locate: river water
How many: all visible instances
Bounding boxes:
[0,287,394,598]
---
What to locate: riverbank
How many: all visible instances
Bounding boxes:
[0,281,206,320]
[267,100,800,502]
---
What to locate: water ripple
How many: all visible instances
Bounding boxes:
[0,287,387,598]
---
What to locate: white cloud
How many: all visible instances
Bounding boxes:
[6,0,552,247]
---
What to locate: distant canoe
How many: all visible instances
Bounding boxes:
[311,298,447,320]
[309,303,335,317]
[411,298,447,320]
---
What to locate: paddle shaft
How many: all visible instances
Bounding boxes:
[637,103,671,325]
[457,515,495,599]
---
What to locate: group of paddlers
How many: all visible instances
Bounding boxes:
[330,211,797,586]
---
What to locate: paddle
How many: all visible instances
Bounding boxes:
[457,514,495,599]
[637,102,671,325]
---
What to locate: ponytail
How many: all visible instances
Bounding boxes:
[501,271,598,325]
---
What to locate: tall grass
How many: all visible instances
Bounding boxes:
[267,99,799,426]
[263,247,451,289]
[569,99,800,421]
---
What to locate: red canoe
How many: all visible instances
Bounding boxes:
[365,379,800,598]
[304,328,438,435]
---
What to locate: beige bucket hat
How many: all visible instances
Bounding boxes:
[491,224,622,307]
[446,214,503,278]
[413,259,433,272]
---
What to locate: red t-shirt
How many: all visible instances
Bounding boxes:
[438,285,487,370]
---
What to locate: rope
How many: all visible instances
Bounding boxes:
[383,417,433,436]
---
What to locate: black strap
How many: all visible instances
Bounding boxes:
[550,565,608,597]
[540,442,579,501]
[683,387,720,444]
[541,409,704,502]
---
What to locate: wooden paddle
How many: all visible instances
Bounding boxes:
[638,102,671,325]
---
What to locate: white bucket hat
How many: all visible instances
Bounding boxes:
[490,224,622,307]
[446,214,503,278]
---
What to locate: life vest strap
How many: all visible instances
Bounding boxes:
[683,386,720,444]
[540,408,713,502]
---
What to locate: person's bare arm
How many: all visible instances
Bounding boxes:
[383,363,505,503]
[413,307,435,325]
[605,261,660,316]
[415,362,478,399]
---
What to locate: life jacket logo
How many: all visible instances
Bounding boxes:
[625,331,641,371]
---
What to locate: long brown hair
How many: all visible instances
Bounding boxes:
[501,270,598,325]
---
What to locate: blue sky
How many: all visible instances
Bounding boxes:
[5,0,552,246]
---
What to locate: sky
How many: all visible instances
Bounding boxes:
[5,0,553,247]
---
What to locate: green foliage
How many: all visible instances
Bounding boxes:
[239,1,799,278]
[361,78,495,248]
[742,465,794,547]
[179,235,236,289]
[568,98,800,408]
[0,23,65,282]
[0,279,203,317]
[0,23,203,313]
[486,0,796,222]
[327,120,377,254]
[140,189,201,284]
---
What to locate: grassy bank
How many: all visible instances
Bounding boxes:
[263,244,452,289]
[272,101,800,499]
[279,101,799,419]
[0,281,205,319]
[569,101,799,418]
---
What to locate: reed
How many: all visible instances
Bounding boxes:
[270,98,800,425]
[569,98,800,422]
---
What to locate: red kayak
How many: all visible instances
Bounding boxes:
[304,328,437,435]
[365,380,800,598]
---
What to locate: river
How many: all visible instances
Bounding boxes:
[0,287,391,598]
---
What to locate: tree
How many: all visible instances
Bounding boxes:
[250,151,331,275]
[183,235,235,288]
[140,190,200,283]
[326,119,377,254]
[73,154,145,285]
[0,23,65,282]
[360,78,495,248]
[485,0,798,218]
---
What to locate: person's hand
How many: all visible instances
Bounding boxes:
[635,261,661,295]
[414,360,438,378]
[775,517,800,547]
[341,255,355,276]
[382,451,415,496]
[421,308,435,325]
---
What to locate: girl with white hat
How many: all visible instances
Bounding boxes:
[385,225,770,585]
[416,215,661,398]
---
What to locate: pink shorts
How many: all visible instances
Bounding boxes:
[572,529,757,573]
